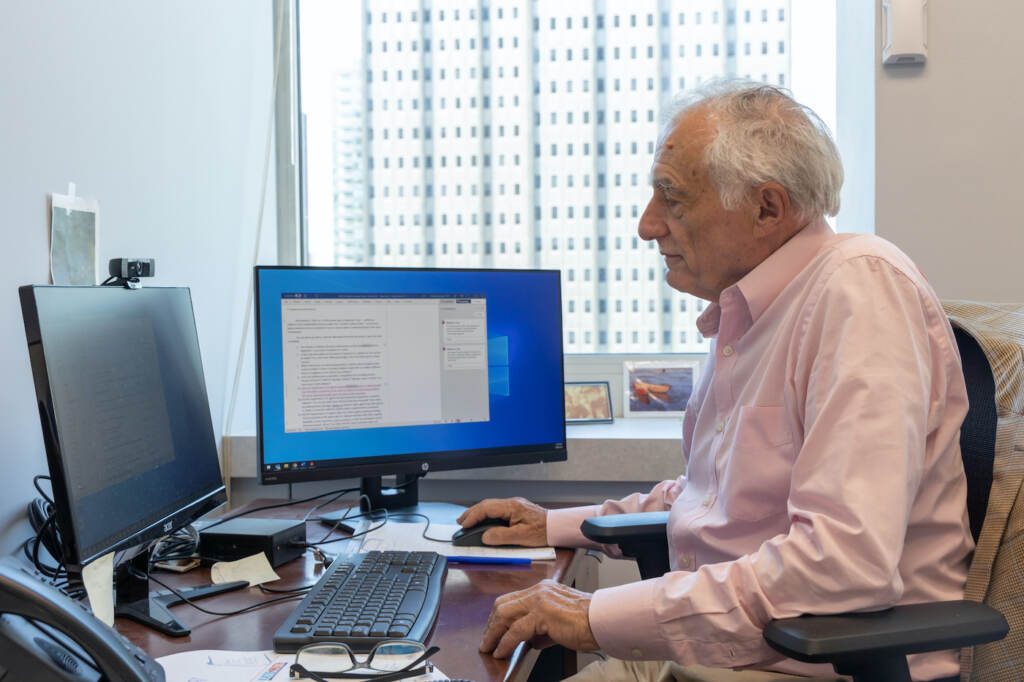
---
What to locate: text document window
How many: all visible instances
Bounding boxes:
[281,294,489,433]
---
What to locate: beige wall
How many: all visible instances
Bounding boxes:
[875,1,1023,302]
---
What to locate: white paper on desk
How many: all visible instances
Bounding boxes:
[81,551,114,626]
[156,649,449,682]
[360,522,556,560]
[210,552,280,587]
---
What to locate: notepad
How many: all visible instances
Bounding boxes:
[358,522,556,561]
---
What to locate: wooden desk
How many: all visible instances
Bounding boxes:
[117,500,581,681]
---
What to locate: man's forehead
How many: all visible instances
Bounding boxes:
[651,107,714,183]
[660,109,713,156]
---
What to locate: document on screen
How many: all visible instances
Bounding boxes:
[281,294,490,433]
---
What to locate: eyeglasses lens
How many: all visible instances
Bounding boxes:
[366,642,428,672]
[295,644,357,674]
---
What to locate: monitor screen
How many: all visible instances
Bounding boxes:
[255,267,566,485]
[19,286,225,567]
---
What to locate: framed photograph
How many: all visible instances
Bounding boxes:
[564,381,614,424]
[623,360,699,418]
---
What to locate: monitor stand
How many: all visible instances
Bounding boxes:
[318,474,467,529]
[112,549,248,637]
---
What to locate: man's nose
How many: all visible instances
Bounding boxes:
[638,198,665,241]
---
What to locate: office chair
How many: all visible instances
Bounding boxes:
[581,318,1017,682]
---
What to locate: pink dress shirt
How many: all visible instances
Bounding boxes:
[547,219,974,680]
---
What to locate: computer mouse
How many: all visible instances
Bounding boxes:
[450,518,511,547]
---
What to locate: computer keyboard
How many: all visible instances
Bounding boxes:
[273,550,447,653]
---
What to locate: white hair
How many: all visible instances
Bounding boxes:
[660,80,843,218]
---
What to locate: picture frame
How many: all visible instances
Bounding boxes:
[623,360,699,418]
[564,381,614,424]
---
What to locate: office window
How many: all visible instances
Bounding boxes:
[296,0,828,354]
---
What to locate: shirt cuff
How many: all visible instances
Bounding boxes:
[545,505,603,548]
[589,579,671,661]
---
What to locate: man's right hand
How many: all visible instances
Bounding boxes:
[457,497,549,547]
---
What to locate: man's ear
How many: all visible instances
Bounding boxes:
[753,182,791,238]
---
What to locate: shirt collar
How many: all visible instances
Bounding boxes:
[696,218,835,337]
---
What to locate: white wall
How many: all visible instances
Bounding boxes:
[0,2,276,555]
[875,1,1023,302]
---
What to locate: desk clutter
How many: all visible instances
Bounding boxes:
[156,648,452,681]
[13,274,570,681]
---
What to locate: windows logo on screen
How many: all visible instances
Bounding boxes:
[488,336,510,397]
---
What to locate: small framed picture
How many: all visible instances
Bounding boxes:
[564,381,614,424]
[623,360,699,418]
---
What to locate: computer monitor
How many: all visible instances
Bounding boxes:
[19,285,242,635]
[254,267,566,521]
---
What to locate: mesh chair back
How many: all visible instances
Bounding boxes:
[953,327,998,543]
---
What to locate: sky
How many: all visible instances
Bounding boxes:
[299,0,362,263]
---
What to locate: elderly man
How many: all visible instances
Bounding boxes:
[458,82,972,682]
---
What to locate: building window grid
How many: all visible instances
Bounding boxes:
[313,2,789,353]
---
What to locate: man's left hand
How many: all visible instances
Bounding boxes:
[480,579,600,659]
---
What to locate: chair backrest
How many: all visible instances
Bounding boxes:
[943,301,1024,681]
[953,327,998,544]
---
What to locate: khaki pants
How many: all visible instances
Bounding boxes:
[564,658,846,682]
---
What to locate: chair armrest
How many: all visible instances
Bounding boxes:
[764,600,1008,679]
[580,512,671,580]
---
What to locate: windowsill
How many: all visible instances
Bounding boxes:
[567,417,682,440]
[224,418,682,481]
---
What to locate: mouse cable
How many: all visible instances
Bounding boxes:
[368,510,454,543]
[140,568,304,617]
[199,485,360,534]
[300,506,390,548]
[301,485,362,522]
[301,509,452,549]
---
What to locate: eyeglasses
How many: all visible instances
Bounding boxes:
[289,640,439,682]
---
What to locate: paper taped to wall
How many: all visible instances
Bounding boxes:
[50,183,99,285]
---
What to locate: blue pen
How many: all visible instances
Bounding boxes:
[446,556,531,565]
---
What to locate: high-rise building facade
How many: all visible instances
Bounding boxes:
[340,0,791,353]
[332,70,368,265]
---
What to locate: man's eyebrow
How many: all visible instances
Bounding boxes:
[651,177,685,196]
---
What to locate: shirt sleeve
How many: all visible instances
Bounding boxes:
[546,478,685,550]
[547,358,710,550]
[588,256,962,667]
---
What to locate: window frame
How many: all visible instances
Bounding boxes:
[274,0,872,414]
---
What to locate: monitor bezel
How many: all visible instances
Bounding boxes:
[19,285,227,569]
[254,265,567,486]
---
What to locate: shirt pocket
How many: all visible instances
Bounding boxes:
[718,406,795,522]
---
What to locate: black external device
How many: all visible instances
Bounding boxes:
[198,518,306,568]
[108,258,155,279]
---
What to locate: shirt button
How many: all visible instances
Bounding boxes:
[631,648,644,658]
[721,345,734,357]
[680,556,691,568]
[702,494,712,507]
[716,420,725,432]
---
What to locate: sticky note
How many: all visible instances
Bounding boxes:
[210,553,279,587]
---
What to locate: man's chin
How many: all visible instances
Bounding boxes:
[665,271,696,296]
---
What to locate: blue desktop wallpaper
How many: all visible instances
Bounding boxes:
[256,268,565,469]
